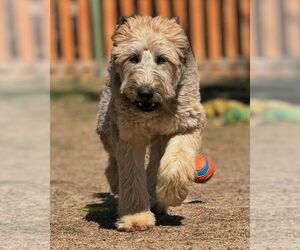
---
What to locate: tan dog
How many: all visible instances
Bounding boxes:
[97,16,206,231]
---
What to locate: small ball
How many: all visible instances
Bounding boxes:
[194,155,214,183]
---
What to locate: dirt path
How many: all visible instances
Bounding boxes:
[51,88,249,250]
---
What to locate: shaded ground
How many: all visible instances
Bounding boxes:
[51,81,249,250]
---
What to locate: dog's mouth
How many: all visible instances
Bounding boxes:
[135,101,160,112]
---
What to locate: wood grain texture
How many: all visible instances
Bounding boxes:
[58,0,74,63]
[207,0,222,60]
[190,0,205,61]
[13,0,35,62]
[138,0,152,16]
[77,0,92,61]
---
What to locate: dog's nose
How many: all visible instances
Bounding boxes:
[137,86,154,101]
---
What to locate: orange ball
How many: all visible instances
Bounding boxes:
[194,155,214,183]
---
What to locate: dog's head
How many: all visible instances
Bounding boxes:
[111,16,189,113]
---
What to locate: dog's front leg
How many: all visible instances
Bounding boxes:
[156,130,202,207]
[115,141,155,231]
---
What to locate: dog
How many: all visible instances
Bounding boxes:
[97,16,206,231]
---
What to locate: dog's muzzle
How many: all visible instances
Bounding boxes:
[135,85,160,112]
[135,101,160,112]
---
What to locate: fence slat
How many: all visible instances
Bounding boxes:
[13,0,35,62]
[102,0,116,58]
[190,0,205,62]
[59,0,74,63]
[77,0,92,61]
[250,0,256,57]
[173,0,186,29]
[0,0,8,61]
[121,0,135,16]
[44,0,50,60]
[285,0,300,57]
[224,0,238,58]
[90,0,103,76]
[50,0,57,61]
[207,0,222,60]
[156,0,171,18]
[261,0,281,58]
[240,0,250,57]
[138,0,152,16]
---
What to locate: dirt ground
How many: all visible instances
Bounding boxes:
[50,81,249,250]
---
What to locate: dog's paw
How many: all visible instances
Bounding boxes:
[156,178,189,207]
[116,211,155,231]
[156,156,194,207]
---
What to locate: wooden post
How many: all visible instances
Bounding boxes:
[13,0,35,62]
[43,0,50,60]
[77,0,92,61]
[190,0,205,62]
[0,0,9,62]
[121,0,135,16]
[285,0,300,57]
[156,0,170,18]
[250,0,256,57]
[58,0,74,63]
[102,0,116,59]
[207,0,222,60]
[50,0,57,61]
[173,0,186,30]
[138,0,152,16]
[260,0,281,59]
[91,0,103,75]
[224,0,238,59]
[240,0,250,58]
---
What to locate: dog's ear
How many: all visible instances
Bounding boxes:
[118,16,129,25]
[116,16,129,30]
[171,16,180,24]
[113,16,130,45]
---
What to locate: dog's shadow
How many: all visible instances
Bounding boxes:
[84,192,184,230]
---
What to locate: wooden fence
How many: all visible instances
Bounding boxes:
[50,0,250,65]
[1,0,299,79]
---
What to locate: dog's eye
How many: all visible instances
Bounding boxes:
[129,55,139,64]
[156,56,166,65]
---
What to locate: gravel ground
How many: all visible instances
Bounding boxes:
[50,86,249,250]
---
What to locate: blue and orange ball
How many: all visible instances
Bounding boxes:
[194,155,214,183]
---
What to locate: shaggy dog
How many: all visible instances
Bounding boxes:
[97,16,206,231]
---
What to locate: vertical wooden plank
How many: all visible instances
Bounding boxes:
[91,0,103,75]
[250,0,256,57]
[121,0,135,16]
[260,0,281,58]
[240,0,250,57]
[190,0,205,62]
[156,0,170,18]
[13,0,35,62]
[50,0,57,61]
[77,0,92,61]
[102,0,116,59]
[207,0,222,60]
[285,0,300,57]
[58,0,74,63]
[138,0,152,16]
[224,0,238,58]
[44,0,50,60]
[173,0,186,29]
[0,0,9,61]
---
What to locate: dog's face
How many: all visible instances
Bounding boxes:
[112,16,189,112]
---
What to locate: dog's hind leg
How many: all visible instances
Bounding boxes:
[105,155,119,195]
[146,138,168,215]
[115,142,155,231]
[156,130,202,207]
